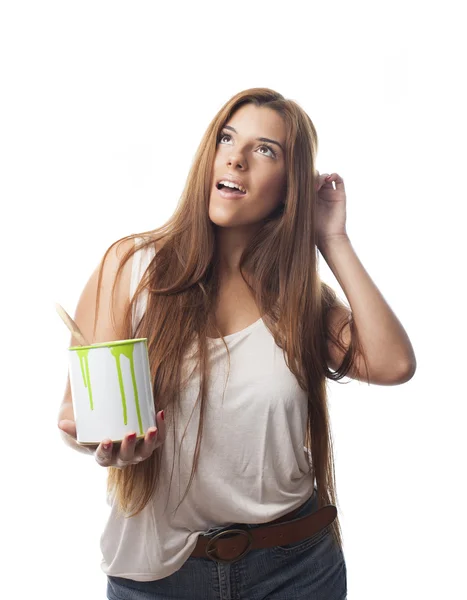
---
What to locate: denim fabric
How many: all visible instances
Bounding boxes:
[106,487,347,599]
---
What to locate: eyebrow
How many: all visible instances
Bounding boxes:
[222,125,284,153]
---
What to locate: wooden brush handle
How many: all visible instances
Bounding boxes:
[55,303,91,346]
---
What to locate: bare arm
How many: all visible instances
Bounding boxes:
[322,235,416,385]
[58,375,93,455]
[57,238,167,467]
[57,238,134,452]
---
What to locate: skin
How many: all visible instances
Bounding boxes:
[209,103,287,278]
[58,400,167,468]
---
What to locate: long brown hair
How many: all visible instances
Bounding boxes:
[94,87,369,552]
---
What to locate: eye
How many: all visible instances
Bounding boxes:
[218,132,277,158]
[257,144,276,158]
[218,133,231,144]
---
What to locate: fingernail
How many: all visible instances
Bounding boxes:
[161,411,165,421]
[149,428,158,439]
[127,433,137,442]
[103,443,111,451]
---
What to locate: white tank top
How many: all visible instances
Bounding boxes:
[99,238,315,581]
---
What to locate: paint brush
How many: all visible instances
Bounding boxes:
[55,303,91,347]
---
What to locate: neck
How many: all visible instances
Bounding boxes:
[214,224,260,278]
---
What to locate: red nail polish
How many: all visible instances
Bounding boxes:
[127,433,136,442]
[149,428,158,439]
[161,411,165,421]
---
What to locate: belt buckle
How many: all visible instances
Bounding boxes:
[205,528,253,564]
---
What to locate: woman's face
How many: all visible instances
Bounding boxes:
[209,103,287,230]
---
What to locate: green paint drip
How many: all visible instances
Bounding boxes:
[76,348,93,410]
[110,344,144,436]
[73,343,144,435]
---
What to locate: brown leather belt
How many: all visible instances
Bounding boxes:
[191,500,337,564]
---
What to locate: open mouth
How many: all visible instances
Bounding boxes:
[216,182,246,195]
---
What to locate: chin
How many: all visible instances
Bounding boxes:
[208,205,237,228]
[208,201,275,230]
[208,215,239,228]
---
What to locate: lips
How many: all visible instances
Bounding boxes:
[216,186,246,199]
[216,183,246,195]
[215,175,247,193]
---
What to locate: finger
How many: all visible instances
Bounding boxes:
[58,419,77,439]
[94,440,113,466]
[316,173,329,191]
[155,411,166,444]
[137,427,159,460]
[324,173,345,190]
[118,432,138,462]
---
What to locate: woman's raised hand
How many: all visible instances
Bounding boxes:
[93,410,166,469]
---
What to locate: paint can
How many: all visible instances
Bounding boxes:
[68,338,156,446]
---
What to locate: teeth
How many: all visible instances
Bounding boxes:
[218,180,246,193]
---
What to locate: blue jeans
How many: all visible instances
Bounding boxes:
[107,487,347,599]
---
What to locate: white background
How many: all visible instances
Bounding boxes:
[1,1,465,598]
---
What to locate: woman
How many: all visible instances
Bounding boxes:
[58,87,416,599]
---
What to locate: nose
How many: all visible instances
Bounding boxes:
[227,151,246,169]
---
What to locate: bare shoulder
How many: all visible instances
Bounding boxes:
[135,236,165,256]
